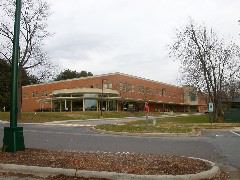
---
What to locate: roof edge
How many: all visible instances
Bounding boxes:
[23,72,181,89]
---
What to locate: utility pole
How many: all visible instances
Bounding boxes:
[100,79,106,118]
[2,0,25,152]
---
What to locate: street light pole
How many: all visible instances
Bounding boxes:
[101,79,104,117]
[100,79,107,118]
[2,0,25,152]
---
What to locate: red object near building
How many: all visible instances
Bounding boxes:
[144,102,150,113]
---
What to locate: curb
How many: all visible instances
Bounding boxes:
[42,123,93,127]
[0,157,220,179]
[92,127,202,137]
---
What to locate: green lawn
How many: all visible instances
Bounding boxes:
[126,114,209,126]
[96,124,192,133]
[0,111,148,123]
[95,114,240,133]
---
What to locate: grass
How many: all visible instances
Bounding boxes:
[96,114,240,133]
[126,114,209,126]
[0,111,148,123]
[96,124,192,133]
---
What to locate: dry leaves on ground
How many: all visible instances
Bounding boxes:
[0,148,211,175]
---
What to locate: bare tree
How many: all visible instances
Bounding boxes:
[0,0,52,77]
[0,0,53,114]
[170,20,240,122]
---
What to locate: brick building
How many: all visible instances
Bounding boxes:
[22,72,207,112]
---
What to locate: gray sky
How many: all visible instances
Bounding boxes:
[44,0,240,85]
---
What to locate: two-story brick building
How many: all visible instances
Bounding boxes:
[22,72,207,112]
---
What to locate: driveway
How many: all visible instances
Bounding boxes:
[0,118,240,179]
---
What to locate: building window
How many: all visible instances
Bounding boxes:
[32,92,38,97]
[162,89,166,96]
[103,81,112,89]
[131,85,134,92]
[119,82,134,92]
[146,87,152,94]
[190,92,196,101]
[108,83,112,89]
[84,99,97,111]
[137,85,145,94]
[119,82,127,92]
[95,84,101,89]
[103,83,108,89]
[119,82,123,91]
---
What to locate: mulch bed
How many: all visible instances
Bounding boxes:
[0,148,212,176]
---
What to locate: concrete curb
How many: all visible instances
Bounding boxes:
[92,127,202,137]
[0,157,219,179]
[0,120,7,124]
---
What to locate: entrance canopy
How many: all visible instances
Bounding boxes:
[39,88,120,112]
[52,88,120,96]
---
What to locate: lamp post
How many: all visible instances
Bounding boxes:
[2,0,25,152]
[100,79,106,118]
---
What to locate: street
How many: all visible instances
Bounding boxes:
[0,121,240,178]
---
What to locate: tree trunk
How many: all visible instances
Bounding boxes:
[213,100,224,122]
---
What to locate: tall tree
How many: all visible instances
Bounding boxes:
[0,0,52,113]
[0,59,11,111]
[54,69,94,81]
[0,59,39,111]
[0,0,52,78]
[170,20,240,122]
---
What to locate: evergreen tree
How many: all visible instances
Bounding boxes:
[54,69,94,81]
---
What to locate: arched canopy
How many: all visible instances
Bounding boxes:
[52,88,119,96]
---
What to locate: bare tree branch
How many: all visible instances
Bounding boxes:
[169,20,240,121]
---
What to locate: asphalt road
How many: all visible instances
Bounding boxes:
[0,122,240,178]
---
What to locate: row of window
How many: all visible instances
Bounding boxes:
[119,82,134,92]
[23,91,49,98]
[92,81,113,89]
[25,81,114,98]
[119,82,180,98]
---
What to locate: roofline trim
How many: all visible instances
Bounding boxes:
[23,72,181,89]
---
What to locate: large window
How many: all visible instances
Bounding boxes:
[84,99,97,111]
[108,100,117,111]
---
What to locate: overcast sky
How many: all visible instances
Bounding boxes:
[44,0,240,85]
